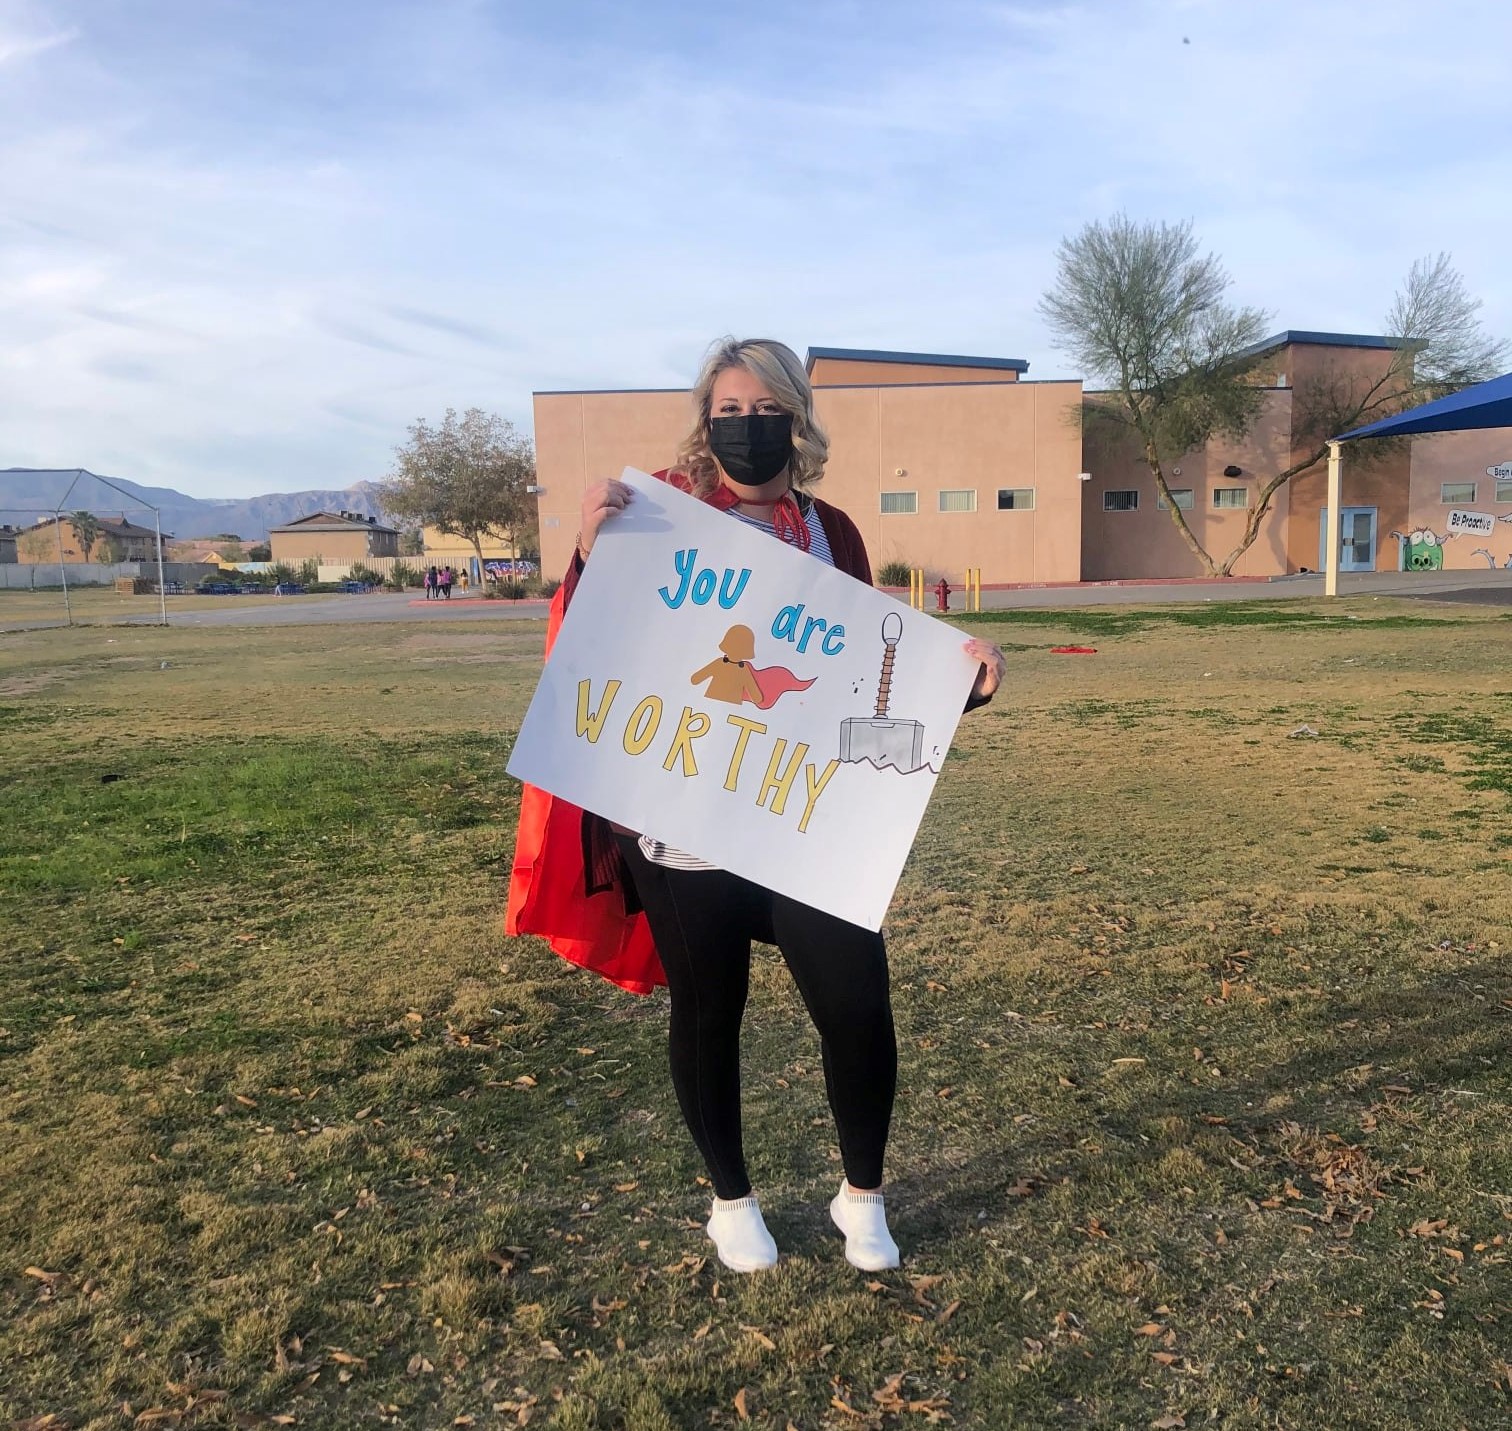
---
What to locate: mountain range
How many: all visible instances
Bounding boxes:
[0,469,392,540]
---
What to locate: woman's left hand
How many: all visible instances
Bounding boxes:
[964,637,1006,702]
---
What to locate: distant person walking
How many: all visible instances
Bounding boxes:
[440,565,453,600]
[459,568,470,594]
[424,566,438,600]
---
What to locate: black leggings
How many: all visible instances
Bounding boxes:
[616,835,897,1200]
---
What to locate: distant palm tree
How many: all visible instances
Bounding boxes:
[71,510,100,561]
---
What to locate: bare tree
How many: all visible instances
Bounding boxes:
[1043,220,1508,574]
[381,408,536,578]
[1221,253,1508,573]
[1039,215,1270,574]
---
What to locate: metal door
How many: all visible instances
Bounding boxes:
[1319,507,1378,572]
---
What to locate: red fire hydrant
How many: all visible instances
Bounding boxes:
[935,577,951,613]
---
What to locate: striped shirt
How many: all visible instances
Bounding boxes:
[639,501,834,872]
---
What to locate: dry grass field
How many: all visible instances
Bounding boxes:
[1,600,1509,1430]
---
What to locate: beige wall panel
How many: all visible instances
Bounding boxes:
[1282,343,1409,572]
[269,531,374,563]
[533,381,1083,585]
[1404,428,1512,570]
[810,386,883,565]
[534,390,693,577]
[1030,384,1086,583]
[810,359,1019,386]
[1081,392,1293,579]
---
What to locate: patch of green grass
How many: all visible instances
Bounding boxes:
[950,600,1476,637]
[1404,711,1512,799]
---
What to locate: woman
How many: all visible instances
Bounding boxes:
[508,338,1004,1273]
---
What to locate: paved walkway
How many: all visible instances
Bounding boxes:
[6,569,1512,633]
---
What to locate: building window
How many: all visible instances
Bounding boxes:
[938,490,977,513]
[1497,481,1512,503]
[1442,482,1476,504]
[997,488,1035,510]
[1156,488,1195,510]
[880,491,917,514]
[1212,487,1248,509]
[1103,490,1139,512]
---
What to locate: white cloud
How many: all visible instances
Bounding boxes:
[0,22,77,66]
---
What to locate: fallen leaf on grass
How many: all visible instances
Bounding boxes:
[513,1075,538,1088]
[1135,1322,1164,1337]
[871,1372,952,1418]
[14,1417,72,1431]
[233,1094,258,1108]
[733,1388,750,1421]
[1151,1416,1185,1429]
[908,1274,945,1308]
[406,1354,434,1376]
[325,1349,366,1367]
[936,1299,961,1325]
[1151,1352,1179,1366]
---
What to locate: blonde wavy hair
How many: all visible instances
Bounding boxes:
[673,338,829,498]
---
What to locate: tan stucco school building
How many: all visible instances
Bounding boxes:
[532,338,1512,584]
[268,511,400,564]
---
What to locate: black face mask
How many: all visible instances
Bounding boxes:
[709,413,794,487]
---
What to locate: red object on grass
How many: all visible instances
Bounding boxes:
[1049,645,1098,654]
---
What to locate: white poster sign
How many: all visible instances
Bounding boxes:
[1485,462,1512,480]
[1447,508,1496,537]
[506,468,979,930]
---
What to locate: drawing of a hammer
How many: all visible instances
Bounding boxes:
[839,612,926,773]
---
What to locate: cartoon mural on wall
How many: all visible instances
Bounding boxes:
[1397,512,1512,571]
[1391,528,1452,570]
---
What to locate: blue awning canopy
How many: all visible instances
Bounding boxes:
[1336,370,1512,441]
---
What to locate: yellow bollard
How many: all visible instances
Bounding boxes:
[970,567,982,612]
[910,568,924,610]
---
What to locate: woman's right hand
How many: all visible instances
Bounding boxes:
[579,478,634,557]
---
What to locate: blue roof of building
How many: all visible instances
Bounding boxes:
[1236,330,1413,363]
[805,347,1029,374]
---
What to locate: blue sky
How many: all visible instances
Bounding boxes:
[2,0,1510,498]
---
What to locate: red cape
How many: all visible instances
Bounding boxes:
[503,584,664,995]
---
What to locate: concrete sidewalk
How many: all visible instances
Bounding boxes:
[955,568,1512,611]
[6,569,1512,634]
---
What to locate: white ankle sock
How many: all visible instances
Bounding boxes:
[829,1180,900,1270]
[706,1194,778,1272]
